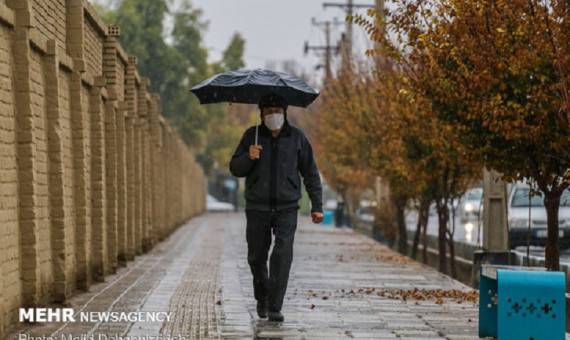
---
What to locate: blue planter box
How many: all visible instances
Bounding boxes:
[322,210,333,225]
[479,265,566,340]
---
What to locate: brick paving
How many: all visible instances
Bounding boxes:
[11,212,569,339]
[158,214,224,338]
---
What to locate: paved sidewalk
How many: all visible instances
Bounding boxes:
[8,212,515,339]
[220,214,479,340]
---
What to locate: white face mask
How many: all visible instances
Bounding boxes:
[264,113,284,131]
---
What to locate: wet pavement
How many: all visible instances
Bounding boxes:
[9,212,550,339]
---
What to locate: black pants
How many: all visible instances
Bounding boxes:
[245,208,298,312]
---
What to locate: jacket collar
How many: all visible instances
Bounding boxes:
[259,120,292,138]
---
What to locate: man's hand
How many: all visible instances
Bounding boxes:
[311,212,324,224]
[249,145,263,160]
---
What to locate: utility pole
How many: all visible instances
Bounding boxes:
[324,21,333,80]
[345,0,353,67]
[375,0,384,33]
[323,1,375,69]
[374,0,385,69]
[375,0,384,11]
[304,18,341,81]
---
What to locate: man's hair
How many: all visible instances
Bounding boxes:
[258,93,288,111]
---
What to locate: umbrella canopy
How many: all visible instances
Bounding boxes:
[190,68,320,108]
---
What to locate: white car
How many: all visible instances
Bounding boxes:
[459,188,483,222]
[206,194,235,212]
[507,182,570,249]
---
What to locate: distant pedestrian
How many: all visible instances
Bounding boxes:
[229,93,324,322]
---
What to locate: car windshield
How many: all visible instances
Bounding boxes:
[511,188,570,207]
[465,189,482,201]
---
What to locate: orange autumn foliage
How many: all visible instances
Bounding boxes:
[353,0,570,270]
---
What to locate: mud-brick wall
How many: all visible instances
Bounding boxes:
[0,0,206,337]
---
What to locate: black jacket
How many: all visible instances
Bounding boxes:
[229,121,323,213]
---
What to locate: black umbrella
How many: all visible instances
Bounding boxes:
[190,68,320,144]
[190,68,320,107]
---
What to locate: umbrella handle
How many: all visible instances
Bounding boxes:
[255,113,259,146]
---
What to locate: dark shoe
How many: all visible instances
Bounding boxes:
[268,311,284,322]
[256,299,268,318]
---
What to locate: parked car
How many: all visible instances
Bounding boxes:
[507,183,570,249]
[206,194,235,212]
[459,188,483,223]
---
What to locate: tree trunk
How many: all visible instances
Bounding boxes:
[412,207,422,260]
[448,202,458,278]
[397,203,408,254]
[413,202,430,264]
[422,211,429,265]
[544,191,561,271]
[346,188,355,228]
[447,236,458,279]
[436,202,449,275]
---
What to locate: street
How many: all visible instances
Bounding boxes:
[405,209,570,264]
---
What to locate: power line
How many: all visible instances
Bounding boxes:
[304,17,343,80]
[323,1,376,69]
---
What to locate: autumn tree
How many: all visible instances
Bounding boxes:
[354,0,570,270]
[372,69,480,276]
[318,52,480,276]
[316,70,376,227]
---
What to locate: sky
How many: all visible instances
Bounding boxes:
[191,0,378,81]
[96,0,379,85]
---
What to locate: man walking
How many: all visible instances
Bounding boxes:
[229,93,324,322]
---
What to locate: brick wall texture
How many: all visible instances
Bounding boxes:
[0,0,206,337]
